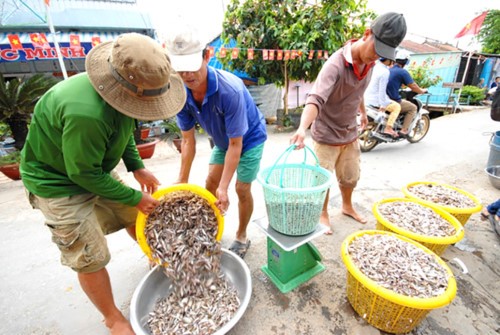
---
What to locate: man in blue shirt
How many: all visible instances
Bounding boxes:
[166,29,267,259]
[386,51,427,136]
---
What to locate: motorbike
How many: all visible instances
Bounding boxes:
[358,92,431,152]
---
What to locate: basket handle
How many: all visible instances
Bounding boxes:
[265,144,320,187]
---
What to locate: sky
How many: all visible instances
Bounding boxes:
[145,0,500,50]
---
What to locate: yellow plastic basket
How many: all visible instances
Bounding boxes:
[373,198,465,256]
[402,181,482,226]
[341,230,457,334]
[135,184,224,263]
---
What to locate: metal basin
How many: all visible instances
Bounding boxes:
[485,165,500,189]
[130,248,252,335]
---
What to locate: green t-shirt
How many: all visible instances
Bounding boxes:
[21,73,144,206]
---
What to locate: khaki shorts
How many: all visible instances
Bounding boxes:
[313,140,361,188]
[27,192,137,273]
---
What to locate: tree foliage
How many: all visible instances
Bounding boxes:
[220,0,374,112]
[407,58,442,88]
[478,9,500,54]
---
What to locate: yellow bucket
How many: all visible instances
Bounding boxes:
[373,198,465,255]
[135,184,224,262]
[341,230,457,334]
[402,181,482,226]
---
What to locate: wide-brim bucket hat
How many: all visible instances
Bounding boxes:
[86,33,186,121]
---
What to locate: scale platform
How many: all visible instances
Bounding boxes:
[253,217,327,293]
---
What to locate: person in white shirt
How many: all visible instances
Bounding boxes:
[364,58,401,137]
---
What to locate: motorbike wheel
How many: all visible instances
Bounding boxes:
[358,122,379,152]
[407,114,430,143]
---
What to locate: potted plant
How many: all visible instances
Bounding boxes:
[162,117,182,153]
[0,150,21,180]
[133,122,159,160]
[0,73,58,151]
[0,74,57,180]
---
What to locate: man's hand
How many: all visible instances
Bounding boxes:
[290,128,307,149]
[215,188,229,214]
[133,168,159,194]
[136,192,160,215]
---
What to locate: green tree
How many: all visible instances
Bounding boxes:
[478,9,500,54]
[0,74,58,150]
[220,0,374,114]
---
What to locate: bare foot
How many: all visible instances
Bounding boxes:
[320,210,333,235]
[105,313,135,335]
[342,209,367,224]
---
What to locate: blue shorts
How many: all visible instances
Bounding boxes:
[209,143,264,183]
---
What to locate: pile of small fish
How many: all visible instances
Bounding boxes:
[145,191,240,335]
[408,183,475,208]
[348,234,449,298]
[378,201,456,237]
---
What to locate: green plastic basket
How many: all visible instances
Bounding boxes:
[257,144,334,236]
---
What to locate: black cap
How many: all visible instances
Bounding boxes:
[371,12,407,61]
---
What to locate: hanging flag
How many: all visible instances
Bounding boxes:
[269,50,275,60]
[231,48,239,59]
[8,34,23,50]
[44,0,50,5]
[455,11,488,38]
[69,34,81,49]
[207,46,215,58]
[30,33,44,48]
[317,50,323,59]
[284,50,290,60]
[277,50,283,60]
[91,36,102,48]
[219,47,227,58]
[39,33,50,49]
[262,49,268,61]
[297,50,303,58]
[247,48,254,60]
[323,51,329,59]
[291,50,297,60]
[308,50,314,60]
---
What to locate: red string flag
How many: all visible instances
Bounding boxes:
[277,50,283,60]
[284,50,290,60]
[7,34,23,50]
[29,33,50,49]
[262,49,268,61]
[317,50,323,59]
[69,34,81,49]
[269,50,275,60]
[455,11,488,38]
[308,50,314,60]
[247,48,254,60]
[219,47,227,58]
[207,46,215,58]
[231,48,239,59]
[91,36,102,48]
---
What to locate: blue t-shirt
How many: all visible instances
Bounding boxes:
[386,64,414,102]
[176,66,267,153]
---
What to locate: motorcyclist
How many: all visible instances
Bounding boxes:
[386,50,428,136]
[364,58,401,137]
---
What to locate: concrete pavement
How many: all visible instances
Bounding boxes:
[0,107,499,335]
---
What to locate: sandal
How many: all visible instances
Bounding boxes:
[229,240,251,259]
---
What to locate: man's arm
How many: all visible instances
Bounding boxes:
[290,103,319,148]
[176,127,196,183]
[215,136,243,212]
[407,82,428,94]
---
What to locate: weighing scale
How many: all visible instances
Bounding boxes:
[253,216,327,293]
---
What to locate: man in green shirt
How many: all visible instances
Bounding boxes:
[20,33,186,334]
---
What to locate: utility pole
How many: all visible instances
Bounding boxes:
[45,0,68,79]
